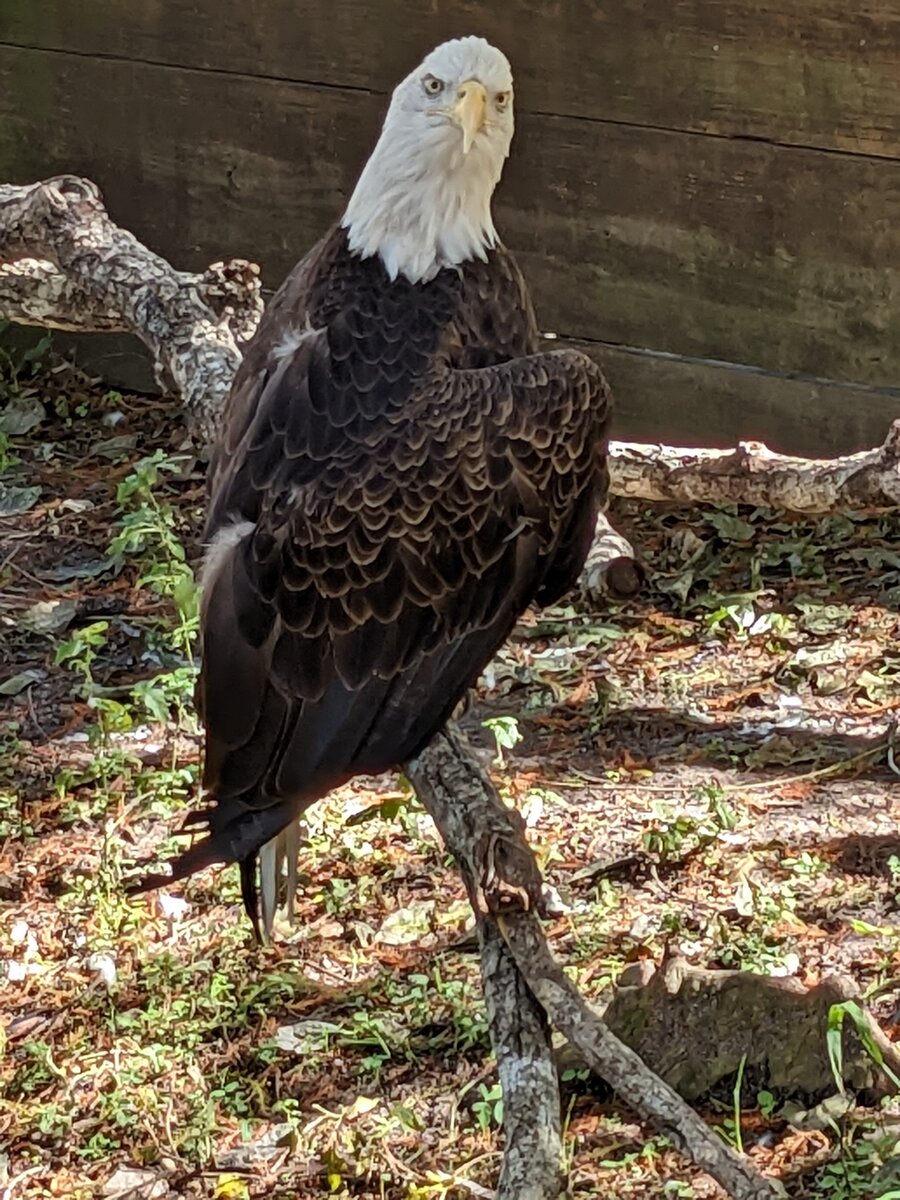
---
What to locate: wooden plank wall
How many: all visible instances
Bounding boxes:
[1,1,899,453]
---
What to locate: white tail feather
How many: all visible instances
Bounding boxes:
[258,821,304,939]
[283,821,301,921]
[258,837,280,938]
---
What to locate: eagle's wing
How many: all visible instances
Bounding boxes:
[133,329,609,930]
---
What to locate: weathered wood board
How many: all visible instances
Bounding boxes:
[1,4,899,452]
[1,44,899,394]
[2,0,899,157]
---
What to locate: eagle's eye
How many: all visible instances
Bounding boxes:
[422,75,444,96]
[495,91,510,108]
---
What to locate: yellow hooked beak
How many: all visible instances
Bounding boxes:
[451,79,487,154]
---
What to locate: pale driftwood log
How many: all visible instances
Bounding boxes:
[582,510,643,600]
[0,175,263,444]
[406,727,783,1200]
[2,177,898,518]
[611,431,900,513]
[0,255,262,346]
[0,258,124,332]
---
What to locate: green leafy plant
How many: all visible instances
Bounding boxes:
[482,714,522,767]
[827,1000,900,1096]
[108,450,200,722]
[471,1081,504,1131]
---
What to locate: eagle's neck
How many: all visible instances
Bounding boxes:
[341,130,501,285]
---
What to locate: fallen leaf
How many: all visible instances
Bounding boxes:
[216,1123,298,1169]
[0,396,46,435]
[375,900,434,945]
[708,510,755,542]
[212,1176,250,1200]
[346,1095,380,1118]
[89,434,138,459]
[19,598,78,634]
[0,669,46,695]
[273,1019,343,1054]
[86,952,117,989]
[0,483,41,516]
[101,1166,167,1199]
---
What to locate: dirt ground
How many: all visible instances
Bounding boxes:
[1,353,899,1199]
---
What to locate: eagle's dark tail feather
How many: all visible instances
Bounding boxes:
[126,798,300,944]
[239,856,264,944]
[125,834,225,897]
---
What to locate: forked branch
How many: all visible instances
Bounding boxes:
[406,727,783,1200]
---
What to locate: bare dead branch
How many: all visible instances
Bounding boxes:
[0,259,126,333]
[611,431,900,513]
[479,921,565,1200]
[0,176,263,442]
[405,726,783,1200]
[581,510,644,600]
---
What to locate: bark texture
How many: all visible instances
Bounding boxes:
[478,920,565,1200]
[405,727,784,1200]
[0,176,263,444]
[581,510,644,600]
[610,432,900,513]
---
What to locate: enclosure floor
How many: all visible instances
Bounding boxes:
[1,365,899,1199]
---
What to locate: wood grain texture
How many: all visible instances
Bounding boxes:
[587,343,900,456]
[2,0,899,157]
[2,44,899,395]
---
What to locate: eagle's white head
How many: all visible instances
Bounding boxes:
[342,37,515,285]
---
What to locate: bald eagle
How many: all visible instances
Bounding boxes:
[133,37,611,938]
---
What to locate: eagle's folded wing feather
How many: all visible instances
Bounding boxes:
[130,328,609,932]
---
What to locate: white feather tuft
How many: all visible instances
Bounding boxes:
[201,521,255,590]
[258,837,280,940]
[272,321,316,361]
[258,822,305,940]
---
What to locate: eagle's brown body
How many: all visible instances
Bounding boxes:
[136,224,610,930]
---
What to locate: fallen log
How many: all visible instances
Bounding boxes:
[0,175,262,445]
[611,432,900,514]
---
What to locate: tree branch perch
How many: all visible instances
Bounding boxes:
[406,727,783,1200]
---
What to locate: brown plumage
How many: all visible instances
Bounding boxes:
[130,38,611,938]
